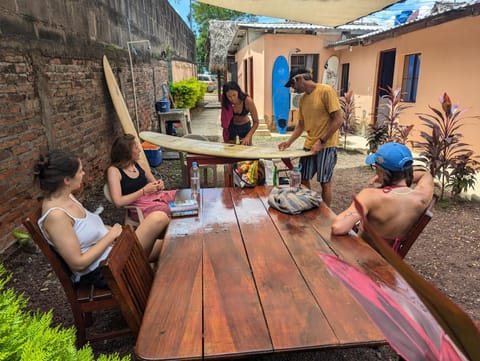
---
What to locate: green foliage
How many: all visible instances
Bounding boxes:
[11,230,31,246]
[366,122,388,153]
[170,78,207,109]
[415,93,480,200]
[449,151,479,199]
[191,2,257,67]
[0,265,129,361]
[367,86,414,152]
[339,90,359,149]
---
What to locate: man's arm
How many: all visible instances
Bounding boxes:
[278,118,304,150]
[331,189,374,235]
[331,203,361,235]
[413,168,434,201]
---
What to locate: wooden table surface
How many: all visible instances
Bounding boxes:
[135,187,395,360]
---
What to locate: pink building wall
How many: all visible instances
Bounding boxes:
[235,33,339,128]
[337,15,480,155]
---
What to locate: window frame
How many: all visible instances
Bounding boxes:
[401,53,421,103]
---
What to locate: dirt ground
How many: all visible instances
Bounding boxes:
[1,149,479,360]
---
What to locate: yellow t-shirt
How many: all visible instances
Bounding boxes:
[298,84,341,149]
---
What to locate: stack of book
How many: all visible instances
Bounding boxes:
[169,198,199,217]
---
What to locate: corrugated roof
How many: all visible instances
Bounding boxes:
[328,1,479,48]
[236,22,383,33]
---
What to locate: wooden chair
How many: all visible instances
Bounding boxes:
[22,210,130,347]
[396,196,436,259]
[100,225,154,334]
[103,183,145,227]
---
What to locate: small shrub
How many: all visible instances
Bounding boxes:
[367,86,414,152]
[0,265,129,361]
[415,92,480,200]
[339,90,359,149]
[170,78,207,109]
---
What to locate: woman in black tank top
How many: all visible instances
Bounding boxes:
[107,134,176,220]
[222,81,259,145]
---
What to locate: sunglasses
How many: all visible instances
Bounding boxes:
[293,73,308,83]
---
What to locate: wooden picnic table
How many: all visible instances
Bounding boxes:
[135,187,393,360]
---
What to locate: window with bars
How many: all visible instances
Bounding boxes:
[401,53,421,102]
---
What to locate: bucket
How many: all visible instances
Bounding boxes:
[142,142,163,167]
[155,99,170,113]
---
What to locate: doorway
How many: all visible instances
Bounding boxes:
[374,49,396,122]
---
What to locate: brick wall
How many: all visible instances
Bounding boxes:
[0,0,193,251]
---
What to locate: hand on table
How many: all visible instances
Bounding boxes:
[278,141,290,151]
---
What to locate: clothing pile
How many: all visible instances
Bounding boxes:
[268,187,322,214]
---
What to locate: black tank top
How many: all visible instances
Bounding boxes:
[118,162,148,195]
[233,100,249,116]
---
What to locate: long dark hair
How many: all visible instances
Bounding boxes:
[110,134,136,169]
[222,81,247,109]
[34,150,80,195]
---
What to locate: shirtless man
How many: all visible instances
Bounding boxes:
[332,142,434,248]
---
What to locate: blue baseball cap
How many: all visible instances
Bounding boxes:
[365,142,413,171]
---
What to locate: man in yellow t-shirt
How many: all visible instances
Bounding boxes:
[279,68,343,206]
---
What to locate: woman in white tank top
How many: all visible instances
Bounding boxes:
[34,150,169,288]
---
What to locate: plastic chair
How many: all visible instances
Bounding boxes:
[181,134,218,187]
[103,184,145,227]
[100,225,154,334]
[23,210,130,347]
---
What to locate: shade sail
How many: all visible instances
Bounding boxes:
[196,0,401,27]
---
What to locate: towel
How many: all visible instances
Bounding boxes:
[221,105,233,142]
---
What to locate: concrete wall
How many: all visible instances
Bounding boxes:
[0,0,196,251]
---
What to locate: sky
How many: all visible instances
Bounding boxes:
[167,0,464,28]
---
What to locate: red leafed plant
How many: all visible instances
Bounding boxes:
[339,90,359,149]
[367,86,414,152]
[415,93,480,200]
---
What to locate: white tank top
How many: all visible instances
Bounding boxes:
[38,196,112,282]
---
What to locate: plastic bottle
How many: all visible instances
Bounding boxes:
[289,166,301,190]
[190,161,200,198]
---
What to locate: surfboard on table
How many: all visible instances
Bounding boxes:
[102,55,148,163]
[140,131,313,160]
[272,55,290,135]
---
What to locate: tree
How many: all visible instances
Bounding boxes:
[192,2,256,70]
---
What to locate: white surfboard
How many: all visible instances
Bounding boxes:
[322,56,339,89]
[103,55,148,163]
[140,132,313,160]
